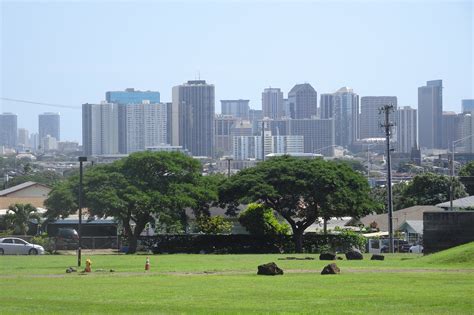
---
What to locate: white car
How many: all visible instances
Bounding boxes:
[409,244,424,253]
[0,237,45,255]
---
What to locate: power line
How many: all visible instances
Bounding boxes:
[0,97,80,109]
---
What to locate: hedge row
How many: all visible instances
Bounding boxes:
[139,232,365,254]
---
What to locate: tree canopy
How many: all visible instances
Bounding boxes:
[219,156,376,252]
[3,203,41,235]
[459,161,474,196]
[395,172,467,209]
[45,151,212,253]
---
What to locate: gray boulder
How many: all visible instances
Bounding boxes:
[319,253,336,260]
[345,249,363,260]
[321,263,340,275]
[371,254,385,261]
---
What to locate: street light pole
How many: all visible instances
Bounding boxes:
[78,156,87,267]
[380,104,395,254]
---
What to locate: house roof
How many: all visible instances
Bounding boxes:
[0,181,51,197]
[349,205,442,232]
[436,196,474,209]
[185,205,246,220]
[399,220,424,234]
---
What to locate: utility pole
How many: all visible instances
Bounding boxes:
[261,120,265,161]
[380,104,395,254]
[450,142,454,211]
[78,156,87,267]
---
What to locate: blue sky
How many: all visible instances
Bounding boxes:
[1,0,473,142]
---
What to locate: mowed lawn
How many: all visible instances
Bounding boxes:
[1,243,473,314]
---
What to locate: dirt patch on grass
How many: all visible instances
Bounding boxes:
[1,268,473,279]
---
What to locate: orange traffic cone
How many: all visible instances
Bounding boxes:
[145,257,150,271]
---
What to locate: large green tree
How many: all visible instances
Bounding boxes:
[219,156,375,252]
[396,172,467,208]
[459,161,474,195]
[45,151,211,253]
[3,203,41,235]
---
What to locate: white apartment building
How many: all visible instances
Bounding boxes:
[125,101,167,153]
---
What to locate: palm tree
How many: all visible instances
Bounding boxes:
[3,203,41,235]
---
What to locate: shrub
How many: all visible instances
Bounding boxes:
[195,216,232,234]
[239,203,290,236]
[30,233,55,254]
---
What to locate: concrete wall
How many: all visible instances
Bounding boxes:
[424,211,474,254]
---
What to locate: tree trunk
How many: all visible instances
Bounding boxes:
[127,236,138,254]
[323,218,327,235]
[293,230,304,253]
[127,217,149,254]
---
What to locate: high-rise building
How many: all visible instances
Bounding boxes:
[172,80,215,157]
[249,109,263,135]
[29,133,39,151]
[360,96,397,139]
[41,135,58,152]
[165,102,173,146]
[82,102,119,156]
[262,88,284,120]
[0,113,18,148]
[458,113,474,153]
[333,87,359,147]
[221,100,250,120]
[106,88,160,104]
[18,128,29,148]
[462,99,474,113]
[396,106,417,153]
[124,101,167,153]
[287,83,318,119]
[320,94,334,119]
[287,119,335,154]
[232,134,303,160]
[441,112,462,149]
[418,80,443,149]
[39,112,60,142]
[214,114,237,158]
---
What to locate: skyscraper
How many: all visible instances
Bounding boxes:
[221,100,250,120]
[320,94,334,119]
[39,112,60,142]
[262,88,284,120]
[458,112,474,153]
[441,112,462,149]
[287,83,318,119]
[82,102,119,156]
[18,128,29,148]
[396,106,417,153]
[418,80,443,149]
[106,88,160,104]
[214,114,237,158]
[360,96,397,139]
[462,99,474,113]
[287,119,335,154]
[124,101,167,153]
[0,113,18,148]
[172,80,215,157]
[333,87,359,147]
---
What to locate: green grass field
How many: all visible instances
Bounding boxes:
[1,243,473,314]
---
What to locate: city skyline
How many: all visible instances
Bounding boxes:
[1,1,473,142]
